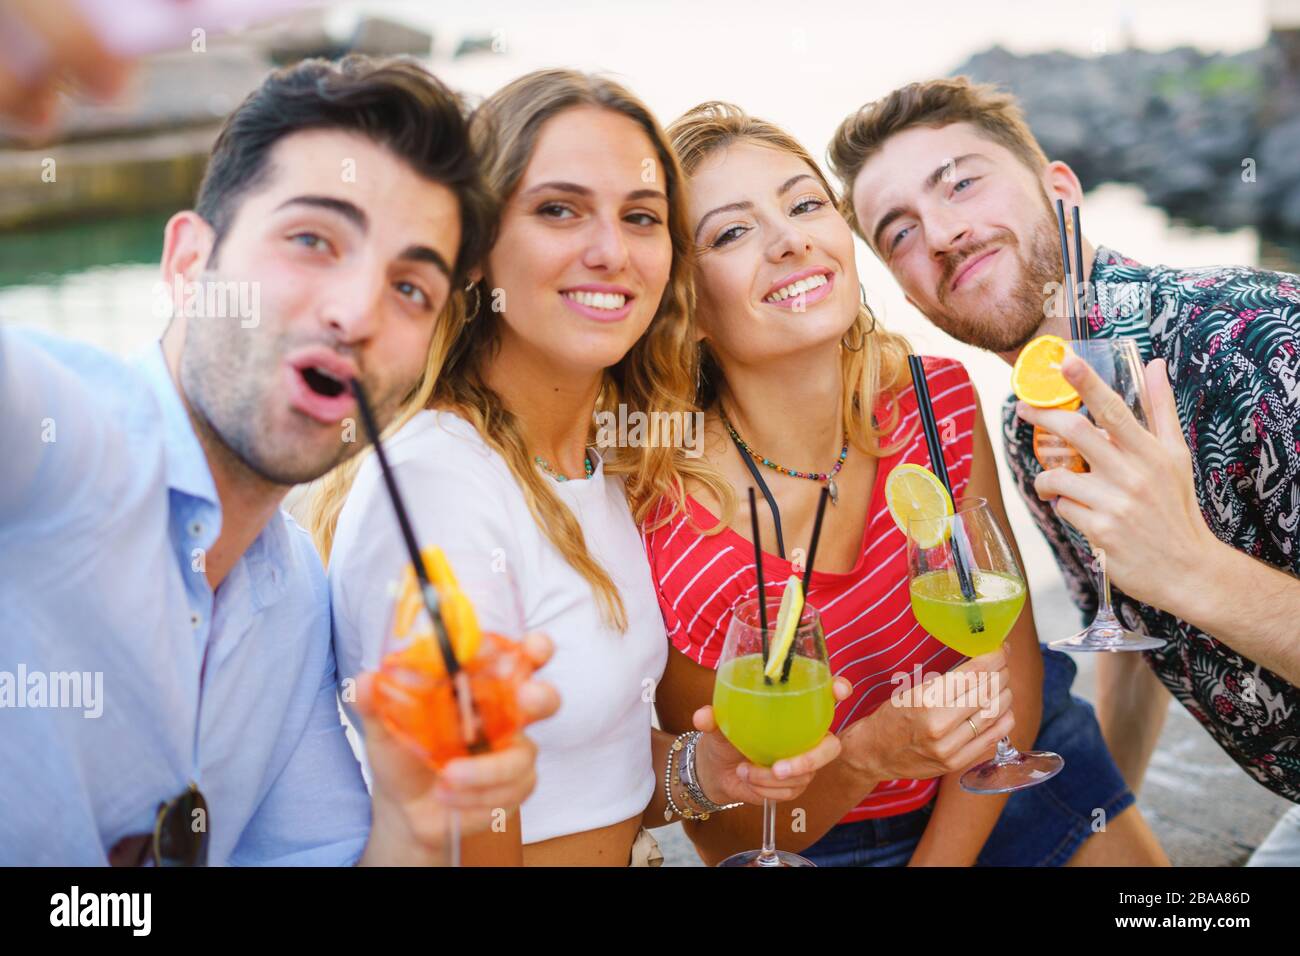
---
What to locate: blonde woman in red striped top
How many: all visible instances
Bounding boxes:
[641,103,1166,866]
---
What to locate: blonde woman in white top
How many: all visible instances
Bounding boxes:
[313,70,846,866]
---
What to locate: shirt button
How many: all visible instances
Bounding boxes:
[190,612,201,629]
[188,521,204,537]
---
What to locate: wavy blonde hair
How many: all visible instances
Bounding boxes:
[665,101,917,528]
[311,69,729,631]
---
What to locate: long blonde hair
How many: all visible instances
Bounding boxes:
[664,101,917,528]
[311,69,728,631]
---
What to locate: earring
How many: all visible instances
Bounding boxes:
[465,280,482,319]
[860,282,878,335]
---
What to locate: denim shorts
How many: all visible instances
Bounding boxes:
[802,646,1135,867]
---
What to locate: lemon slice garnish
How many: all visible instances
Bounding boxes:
[885,463,954,549]
[764,575,805,680]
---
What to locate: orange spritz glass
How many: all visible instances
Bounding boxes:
[372,547,531,864]
[374,631,529,769]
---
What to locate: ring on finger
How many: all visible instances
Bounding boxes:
[966,717,980,740]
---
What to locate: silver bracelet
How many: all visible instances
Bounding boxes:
[679,731,743,815]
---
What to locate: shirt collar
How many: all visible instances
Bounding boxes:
[135,343,295,611]
[134,343,221,507]
[236,508,294,612]
[1090,245,1149,285]
[1086,246,1157,361]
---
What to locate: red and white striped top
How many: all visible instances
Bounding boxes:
[642,356,978,822]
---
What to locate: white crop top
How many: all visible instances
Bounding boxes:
[329,410,668,845]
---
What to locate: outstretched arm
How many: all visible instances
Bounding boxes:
[0,328,127,526]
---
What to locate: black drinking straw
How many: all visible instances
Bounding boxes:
[908,356,954,491]
[1072,204,1089,339]
[780,485,831,683]
[1055,198,1081,342]
[801,486,830,597]
[349,378,463,685]
[748,487,771,685]
[907,356,984,633]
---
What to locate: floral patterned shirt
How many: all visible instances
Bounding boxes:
[1001,246,1300,802]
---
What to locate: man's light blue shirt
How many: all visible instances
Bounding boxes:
[0,326,370,864]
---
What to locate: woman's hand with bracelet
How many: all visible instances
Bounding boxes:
[839,647,1014,783]
[687,676,852,807]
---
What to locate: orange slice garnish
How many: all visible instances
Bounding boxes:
[1012,335,1081,409]
[390,546,483,675]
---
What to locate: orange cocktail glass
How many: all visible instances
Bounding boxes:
[374,631,530,770]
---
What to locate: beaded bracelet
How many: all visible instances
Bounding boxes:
[663,731,742,822]
[663,732,701,821]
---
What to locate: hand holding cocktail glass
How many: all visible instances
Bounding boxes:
[1017,349,1197,645]
[348,379,557,866]
[836,645,1015,784]
[710,591,836,867]
[354,628,557,866]
[701,487,850,867]
[899,355,1063,794]
[692,676,850,805]
[1015,199,1168,652]
[906,498,1064,793]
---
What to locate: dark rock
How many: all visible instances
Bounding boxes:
[1203,177,1266,230]
[1145,162,1218,209]
[1274,186,1300,233]
[1256,114,1300,187]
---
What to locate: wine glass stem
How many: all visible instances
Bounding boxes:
[1096,555,1114,617]
[992,641,1021,764]
[448,809,462,868]
[757,798,780,866]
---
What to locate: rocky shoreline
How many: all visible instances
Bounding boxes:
[953,39,1300,235]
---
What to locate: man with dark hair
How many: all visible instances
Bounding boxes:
[831,76,1300,861]
[0,56,556,865]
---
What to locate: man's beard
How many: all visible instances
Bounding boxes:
[926,208,1062,353]
[179,298,364,488]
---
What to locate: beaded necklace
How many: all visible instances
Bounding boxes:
[534,451,594,482]
[721,414,848,505]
